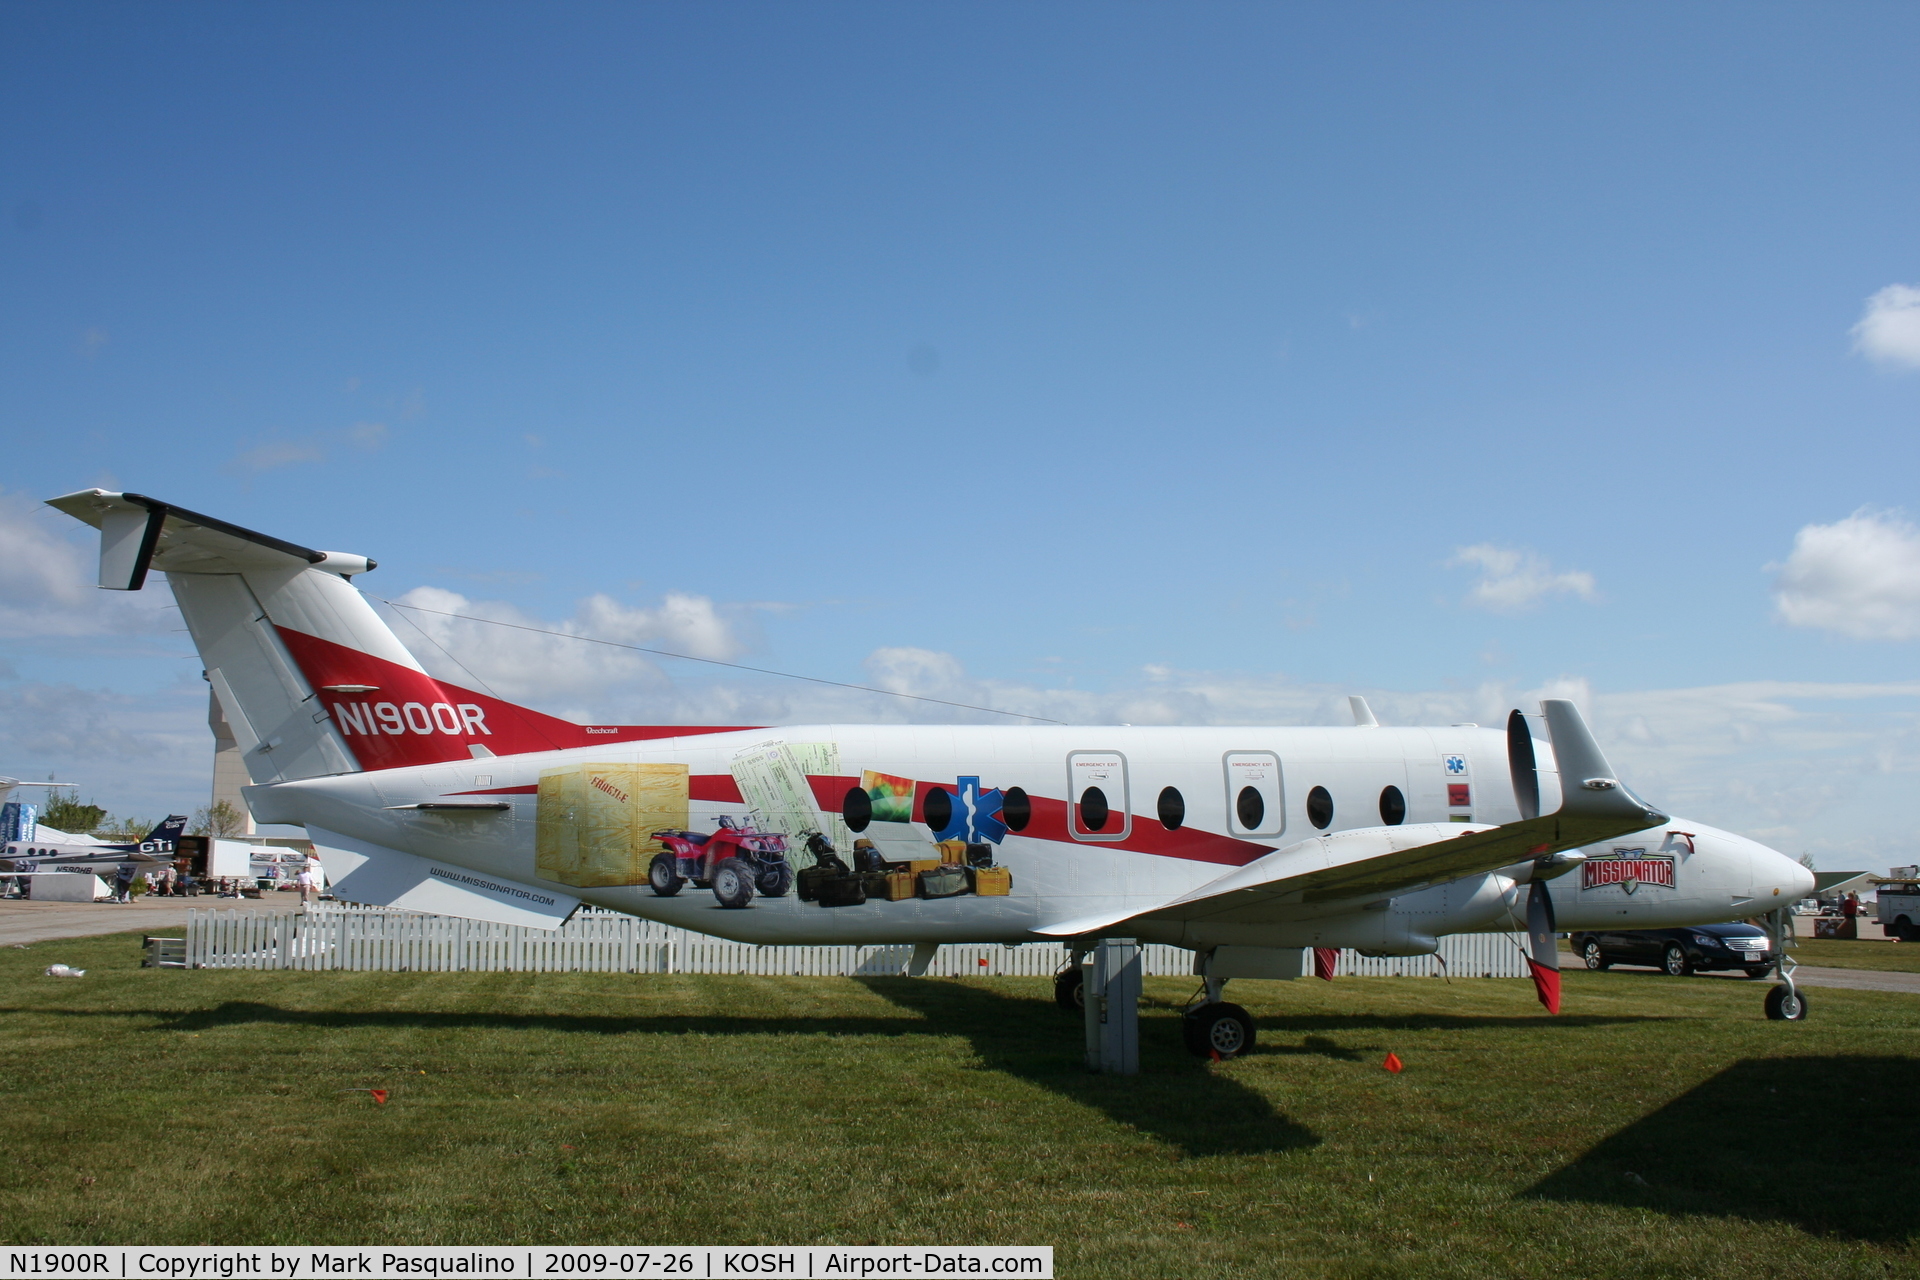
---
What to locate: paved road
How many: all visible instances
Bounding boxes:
[0,896,295,946]
[1558,947,1920,994]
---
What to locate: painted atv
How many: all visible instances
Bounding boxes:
[649,816,794,908]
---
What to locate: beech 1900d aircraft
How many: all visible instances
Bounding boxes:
[47,491,1818,1052]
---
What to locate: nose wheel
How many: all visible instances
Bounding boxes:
[1762,907,1808,1021]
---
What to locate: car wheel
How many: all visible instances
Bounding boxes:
[755,860,793,898]
[1764,984,1808,1021]
[1054,967,1084,1011]
[647,853,682,897]
[1897,917,1917,942]
[1582,940,1609,971]
[1182,1002,1255,1059]
[1662,943,1693,977]
[710,857,756,909]
[1743,967,1771,980]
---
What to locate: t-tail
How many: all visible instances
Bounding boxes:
[137,814,188,851]
[47,491,746,783]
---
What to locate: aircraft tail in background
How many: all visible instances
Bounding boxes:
[46,491,745,781]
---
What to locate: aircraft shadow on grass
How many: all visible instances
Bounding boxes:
[1523,1055,1918,1243]
[105,988,1317,1159]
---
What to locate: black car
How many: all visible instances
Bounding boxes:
[1569,923,1775,978]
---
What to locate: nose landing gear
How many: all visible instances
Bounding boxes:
[1763,907,1808,1021]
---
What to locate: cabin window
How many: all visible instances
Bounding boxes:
[1307,785,1334,830]
[1379,785,1406,826]
[1157,786,1185,830]
[923,787,953,833]
[1235,785,1264,831]
[1078,786,1110,832]
[843,786,872,832]
[1001,786,1031,832]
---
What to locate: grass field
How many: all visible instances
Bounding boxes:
[1790,937,1920,972]
[2,931,1915,1279]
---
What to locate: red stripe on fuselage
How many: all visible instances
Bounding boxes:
[273,627,756,771]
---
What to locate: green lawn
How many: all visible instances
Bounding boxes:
[2,931,1915,1279]
[1791,936,1920,973]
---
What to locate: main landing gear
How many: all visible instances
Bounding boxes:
[1059,944,1259,1064]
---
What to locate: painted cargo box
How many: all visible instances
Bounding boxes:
[536,763,689,888]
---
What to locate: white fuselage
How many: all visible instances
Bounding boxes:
[249,722,1810,953]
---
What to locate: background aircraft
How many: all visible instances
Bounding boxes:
[0,814,187,875]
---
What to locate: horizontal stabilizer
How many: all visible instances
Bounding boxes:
[45,490,373,588]
[308,826,579,929]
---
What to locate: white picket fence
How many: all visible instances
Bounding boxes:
[182,905,1531,979]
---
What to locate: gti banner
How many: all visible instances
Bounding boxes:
[1,1247,1053,1279]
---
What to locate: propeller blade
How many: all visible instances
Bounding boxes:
[1525,879,1561,1014]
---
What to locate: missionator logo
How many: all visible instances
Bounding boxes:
[1581,848,1675,895]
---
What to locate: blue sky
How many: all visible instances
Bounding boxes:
[3,3,1918,862]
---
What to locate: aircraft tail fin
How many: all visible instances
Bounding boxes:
[143,815,188,848]
[45,491,609,779]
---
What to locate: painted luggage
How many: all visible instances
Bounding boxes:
[968,865,1012,896]
[935,839,970,864]
[918,866,968,899]
[879,870,915,901]
[796,864,837,903]
[965,842,994,867]
[907,858,942,874]
[816,875,868,907]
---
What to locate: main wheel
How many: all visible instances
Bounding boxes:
[648,853,683,897]
[711,857,756,909]
[1054,967,1084,1011]
[1662,943,1693,977]
[1764,984,1808,1020]
[1182,1002,1255,1059]
[756,861,793,898]
[1582,940,1610,971]
[1896,917,1916,942]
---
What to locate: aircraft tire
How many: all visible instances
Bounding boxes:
[711,858,756,909]
[1662,944,1693,977]
[756,861,794,898]
[1764,984,1808,1021]
[1582,941,1609,970]
[1183,1002,1255,1059]
[1054,967,1084,1011]
[648,854,683,898]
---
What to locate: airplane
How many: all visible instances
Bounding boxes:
[0,814,188,876]
[45,489,1818,1051]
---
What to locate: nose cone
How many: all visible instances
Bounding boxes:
[1754,841,1815,902]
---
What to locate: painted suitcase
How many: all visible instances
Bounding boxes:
[817,875,868,907]
[878,870,915,902]
[935,839,970,864]
[968,865,1012,896]
[917,866,969,899]
[965,842,994,868]
[796,864,838,903]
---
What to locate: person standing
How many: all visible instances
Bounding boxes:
[112,863,134,904]
[296,862,315,904]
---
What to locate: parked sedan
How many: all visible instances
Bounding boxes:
[1569,924,1774,978]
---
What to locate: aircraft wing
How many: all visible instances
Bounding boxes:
[1037,700,1666,938]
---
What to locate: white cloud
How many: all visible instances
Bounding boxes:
[226,422,389,476]
[0,491,177,640]
[1772,510,1920,640]
[382,586,745,719]
[1447,544,1596,612]
[1851,283,1920,369]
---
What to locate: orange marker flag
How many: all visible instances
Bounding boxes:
[1313,947,1338,981]
[369,1089,389,1105]
[1383,1052,1403,1074]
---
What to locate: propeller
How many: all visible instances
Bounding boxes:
[1524,878,1561,1014]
